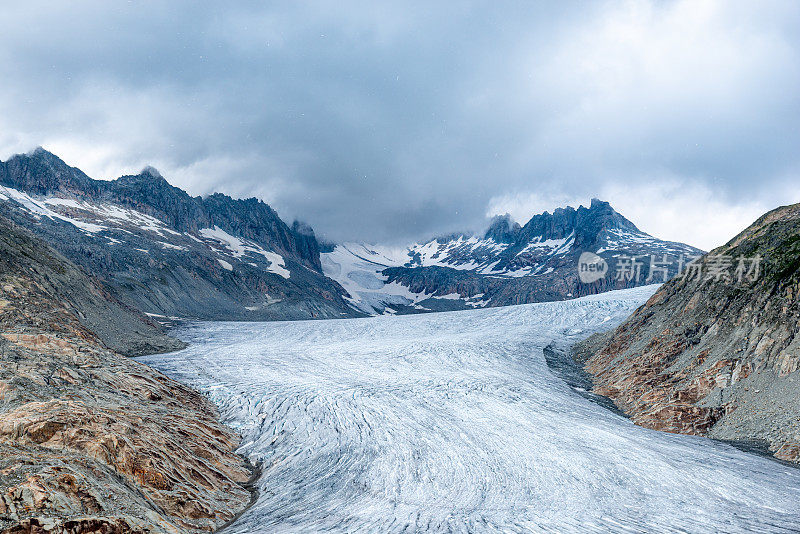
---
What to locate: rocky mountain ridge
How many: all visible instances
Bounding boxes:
[1,149,320,270]
[574,201,800,463]
[0,148,705,321]
[323,200,703,315]
[0,148,358,321]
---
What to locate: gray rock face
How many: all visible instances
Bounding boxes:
[574,202,800,463]
[0,149,359,322]
[0,147,100,197]
[323,200,704,315]
[0,214,183,357]
[483,214,521,244]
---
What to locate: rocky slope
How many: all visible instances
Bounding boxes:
[0,212,182,358]
[574,202,800,463]
[0,214,253,533]
[323,200,702,314]
[0,148,358,321]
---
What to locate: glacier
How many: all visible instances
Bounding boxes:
[140,286,800,533]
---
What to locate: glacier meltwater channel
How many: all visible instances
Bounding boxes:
[140,286,800,533]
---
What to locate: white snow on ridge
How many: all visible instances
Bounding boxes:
[158,241,187,251]
[321,244,490,315]
[93,203,181,237]
[601,228,699,255]
[516,232,574,256]
[0,185,107,234]
[199,226,253,257]
[0,187,294,280]
[322,233,584,314]
[199,226,290,279]
[42,197,84,209]
[0,185,189,238]
[332,232,580,286]
[141,286,800,533]
[43,194,182,238]
[334,236,510,274]
[406,235,508,270]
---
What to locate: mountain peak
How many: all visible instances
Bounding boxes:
[484,214,521,243]
[0,149,349,319]
[27,146,51,156]
[140,165,163,179]
[21,146,66,166]
[1,147,95,196]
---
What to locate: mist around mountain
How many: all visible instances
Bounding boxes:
[0,148,703,321]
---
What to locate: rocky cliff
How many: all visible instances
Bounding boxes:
[0,215,252,533]
[574,202,800,463]
[0,148,358,321]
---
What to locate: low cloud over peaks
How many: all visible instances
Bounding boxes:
[0,1,798,249]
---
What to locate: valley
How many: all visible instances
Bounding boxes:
[141,287,800,533]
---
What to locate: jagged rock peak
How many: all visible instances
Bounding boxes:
[19,146,66,166]
[0,149,352,318]
[484,213,521,243]
[139,165,163,178]
[292,220,316,237]
[2,147,95,196]
[579,198,640,232]
[27,146,50,156]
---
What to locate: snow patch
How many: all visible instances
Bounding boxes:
[0,186,107,234]
[263,251,290,279]
[159,241,186,251]
[200,226,290,278]
[435,292,464,300]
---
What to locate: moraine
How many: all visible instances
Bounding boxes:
[140,286,800,533]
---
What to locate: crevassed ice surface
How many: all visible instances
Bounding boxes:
[140,286,800,533]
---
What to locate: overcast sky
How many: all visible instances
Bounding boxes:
[0,1,798,249]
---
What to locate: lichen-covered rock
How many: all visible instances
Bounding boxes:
[0,216,252,533]
[575,202,800,462]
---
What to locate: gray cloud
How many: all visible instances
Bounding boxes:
[0,1,798,248]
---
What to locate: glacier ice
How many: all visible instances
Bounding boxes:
[140,286,800,533]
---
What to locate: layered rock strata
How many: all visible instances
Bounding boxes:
[0,216,252,533]
[575,202,800,462]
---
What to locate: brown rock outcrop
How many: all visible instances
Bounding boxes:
[0,216,252,533]
[575,202,800,462]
